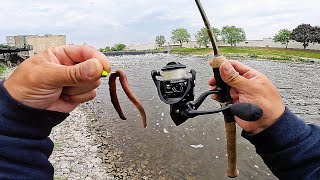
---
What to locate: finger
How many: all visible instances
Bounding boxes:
[208,76,216,86]
[227,60,260,81]
[51,45,111,72]
[228,60,253,76]
[60,90,97,103]
[230,88,239,100]
[211,94,218,101]
[210,85,217,90]
[242,69,259,79]
[219,61,251,89]
[62,80,100,96]
[209,85,218,100]
[49,58,103,86]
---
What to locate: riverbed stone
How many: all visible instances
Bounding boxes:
[49,107,113,179]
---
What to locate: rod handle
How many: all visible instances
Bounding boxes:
[225,122,239,178]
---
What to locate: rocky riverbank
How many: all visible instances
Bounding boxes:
[0,65,14,80]
[49,107,111,180]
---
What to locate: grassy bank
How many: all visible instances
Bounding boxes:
[0,64,5,74]
[171,47,320,62]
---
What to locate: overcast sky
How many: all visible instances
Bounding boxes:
[0,0,319,48]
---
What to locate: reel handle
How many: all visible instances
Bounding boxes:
[229,103,263,121]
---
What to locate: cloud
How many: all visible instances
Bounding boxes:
[0,0,319,48]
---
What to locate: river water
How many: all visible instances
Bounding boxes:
[84,54,320,179]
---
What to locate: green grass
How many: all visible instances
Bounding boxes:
[54,177,66,180]
[0,64,5,74]
[170,48,212,55]
[54,142,63,151]
[171,47,320,62]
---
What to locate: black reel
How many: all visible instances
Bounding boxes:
[151,62,263,126]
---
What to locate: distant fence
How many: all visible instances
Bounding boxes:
[103,50,168,56]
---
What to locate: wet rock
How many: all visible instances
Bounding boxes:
[49,108,111,180]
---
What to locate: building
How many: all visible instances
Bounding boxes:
[237,38,320,50]
[126,43,157,51]
[6,34,66,56]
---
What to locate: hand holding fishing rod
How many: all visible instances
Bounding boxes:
[194,0,266,177]
[209,60,285,134]
[151,0,264,177]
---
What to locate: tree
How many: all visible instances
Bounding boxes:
[104,46,112,52]
[195,27,220,48]
[221,26,246,46]
[171,28,191,47]
[155,35,166,48]
[0,44,11,48]
[99,46,112,52]
[291,24,313,49]
[311,26,320,44]
[273,29,292,49]
[113,44,126,51]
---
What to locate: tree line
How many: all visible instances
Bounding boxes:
[0,44,11,48]
[274,24,320,49]
[99,43,126,52]
[156,23,320,49]
[156,26,246,48]
[98,23,319,51]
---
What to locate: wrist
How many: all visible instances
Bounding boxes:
[3,78,59,110]
[242,107,308,153]
[3,78,28,106]
[0,81,69,138]
[248,104,285,135]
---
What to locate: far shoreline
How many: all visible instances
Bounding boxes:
[169,47,320,64]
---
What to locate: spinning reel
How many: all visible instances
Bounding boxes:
[151,61,262,126]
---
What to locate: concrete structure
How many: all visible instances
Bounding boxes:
[127,38,320,51]
[126,43,157,51]
[6,34,66,56]
[237,38,320,50]
[6,36,27,48]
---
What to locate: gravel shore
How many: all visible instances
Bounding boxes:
[49,107,112,180]
[0,65,15,80]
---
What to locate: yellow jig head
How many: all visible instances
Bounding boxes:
[101,70,109,77]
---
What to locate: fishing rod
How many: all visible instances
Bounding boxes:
[194,0,265,177]
[194,0,219,56]
[151,0,263,178]
[195,0,239,177]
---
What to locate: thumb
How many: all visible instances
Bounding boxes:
[219,61,250,89]
[53,58,103,86]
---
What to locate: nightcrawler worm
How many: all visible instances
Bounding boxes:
[108,69,147,128]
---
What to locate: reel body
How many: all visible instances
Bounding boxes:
[151,62,263,126]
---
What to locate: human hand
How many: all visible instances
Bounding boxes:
[209,60,285,134]
[3,45,111,113]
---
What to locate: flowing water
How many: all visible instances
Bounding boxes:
[84,54,320,179]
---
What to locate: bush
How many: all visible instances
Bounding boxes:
[0,64,5,74]
[268,55,291,61]
[248,53,258,58]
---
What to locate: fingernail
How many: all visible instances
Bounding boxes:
[86,59,98,77]
[223,62,240,82]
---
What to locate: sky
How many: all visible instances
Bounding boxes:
[0,0,319,48]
